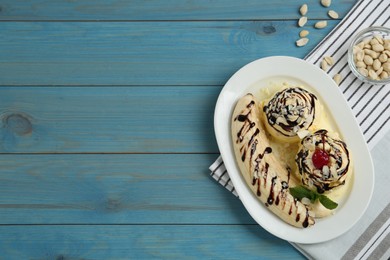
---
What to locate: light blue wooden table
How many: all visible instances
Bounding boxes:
[0,1,358,258]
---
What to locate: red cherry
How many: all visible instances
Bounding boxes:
[312,149,330,169]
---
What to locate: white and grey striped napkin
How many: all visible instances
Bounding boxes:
[210,0,390,259]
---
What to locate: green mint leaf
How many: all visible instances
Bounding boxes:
[311,192,320,203]
[290,185,338,210]
[289,186,317,202]
[319,195,338,210]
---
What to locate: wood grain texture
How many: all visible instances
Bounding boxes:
[0,86,220,153]
[0,0,356,21]
[0,225,303,259]
[0,154,256,225]
[0,21,338,86]
[0,0,357,258]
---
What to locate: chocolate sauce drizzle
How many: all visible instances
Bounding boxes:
[263,87,317,137]
[234,100,259,164]
[266,176,277,206]
[235,95,312,228]
[234,100,255,143]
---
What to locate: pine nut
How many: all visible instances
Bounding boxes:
[355,50,364,61]
[363,38,371,45]
[380,71,389,79]
[364,49,379,59]
[383,62,390,72]
[300,4,308,16]
[357,68,368,77]
[384,41,390,50]
[328,10,339,19]
[333,74,341,85]
[373,59,381,71]
[353,45,361,54]
[379,53,388,63]
[370,39,379,46]
[314,21,327,29]
[363,55,373,65]
[324,56,334,66]
[357,42,365,49]
[372,44,384,52]
[376,66,383,76]
[296,38,309,47]
[298,16,307,27]
[356,61,366,68]
[368,69,378,80]
[373,34,384,44]
[300,30,309,37]
[321,59,328,71]
[321,0,331,7]
[364,44,372,49]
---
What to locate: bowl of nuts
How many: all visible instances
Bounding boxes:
[348,26,390,85]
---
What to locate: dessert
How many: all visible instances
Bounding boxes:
[231,84,352,227]
[263,87,320,142]
[296,129,350,194]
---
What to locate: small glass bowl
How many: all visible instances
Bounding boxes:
[347,26,390,85]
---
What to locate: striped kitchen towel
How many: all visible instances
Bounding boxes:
[210,0,390,259]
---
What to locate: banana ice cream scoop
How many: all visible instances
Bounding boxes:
[263,87,320,142]
[232,93,315,228]
[295,129,350,194]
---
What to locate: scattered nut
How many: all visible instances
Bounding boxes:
[324,56,334,66]
[353,45,361,54]
[355,50,364,61]
[364,44,372,50]
[296,38,309,47]
[300,4,308,16]
[376,66,383,76]
[373,59,381,71]
[321,0,331,7]
[356,61,366,68]
[368,69,378,80]
[363,55,374,65]
[379,53,388,63]
[380,71,389,79]
[370,38,380,46]
[357,41,365,49]
[300,30,310,37]
[298,16,308,27]
[373,34,384,44]
[328,10,339,19]
[383,62,390,72]
[358,68,368,77]
[333,74,342,85]
[321,59,328,71]
[364,49,379,59]
[372,44,385,52]
[384,41,390,50]
[314,21,327,29]
[363,38,371,45]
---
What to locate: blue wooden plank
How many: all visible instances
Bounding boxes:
[0,154,255,225]
[0,86,220,153]
[0,21,339,86]
[0,225,304,259]
[0,0,355,21]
